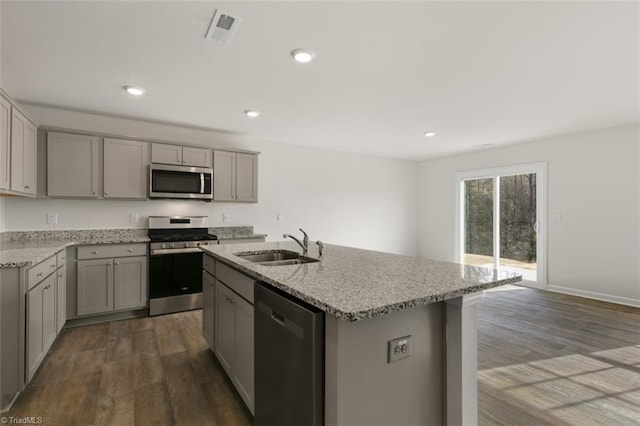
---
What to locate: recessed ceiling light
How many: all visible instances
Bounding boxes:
[291,48,316,63]
[244,110,261,118]
[424,131,437,137]
[123,86,145,96]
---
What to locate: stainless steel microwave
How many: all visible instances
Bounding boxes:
[149,164,213,200]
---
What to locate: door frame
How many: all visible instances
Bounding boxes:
[453,162,547,288]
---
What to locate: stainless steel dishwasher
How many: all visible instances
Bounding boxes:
[254,282,324,426]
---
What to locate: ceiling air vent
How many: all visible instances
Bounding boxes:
[205,10,241,44]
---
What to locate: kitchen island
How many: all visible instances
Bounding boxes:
[201,241,521,425]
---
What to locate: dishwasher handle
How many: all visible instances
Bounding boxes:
[257,300,304,339]
[271,310,285,326]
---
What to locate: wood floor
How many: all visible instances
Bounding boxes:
[6,287,640,425]
[478,286,640,425]
[6,310,252,426]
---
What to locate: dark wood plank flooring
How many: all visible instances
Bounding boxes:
[6,287,639,425]
[478,285,640,425]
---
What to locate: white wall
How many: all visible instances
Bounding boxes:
[3,105,419,256]
[0,197,5,232]
[418,124,640,306]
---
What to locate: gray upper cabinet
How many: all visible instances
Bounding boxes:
[213,150,258,203]
[0,90,37,197]
[10,109,37,196]
[48,132,99,198]
[104,138,148,199]
[152,143,211,168]
[0,95,11,190]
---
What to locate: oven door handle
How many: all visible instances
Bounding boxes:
[150,248,204,256]
[200,173,205,194]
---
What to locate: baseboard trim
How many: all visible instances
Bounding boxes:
[546,285,640,308]
[64,308,149,328]
[0,391,20,414]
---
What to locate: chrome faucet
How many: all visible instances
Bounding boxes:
[283,228,309,255]
[316,241,324,258]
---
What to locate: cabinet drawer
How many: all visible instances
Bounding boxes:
[27,255,57,291]
[77,243,148,260]
[56,249,67,268]
[215,261,254,304]
[203,254,215,275]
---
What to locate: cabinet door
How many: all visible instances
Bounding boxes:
[56,266,66,333]
[0,95,10,190]
[26,274,56,381]
[213,150,236,201]
[182,146,212,168]
[215,280,236,375]
[233,295,255,413]
[42,276,57,354]
[104,138,148,199]
[10,109,36,195]
[47,132,99,197]
[113,256,147,311]
[151,143,182,165]
[202,270,215,349]
[26,281,44,381]
[77,259,114,316]
[235,153,258,202]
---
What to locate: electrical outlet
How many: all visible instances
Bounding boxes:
[277,213,284,222]
[46,213,58,225]
[388,335,412,363]
[551,214,562,224]
[129,212,139,224]
[222,213,230,222]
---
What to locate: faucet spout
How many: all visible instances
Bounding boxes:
[283,233,308,255]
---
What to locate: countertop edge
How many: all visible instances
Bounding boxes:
[0,237,151,269]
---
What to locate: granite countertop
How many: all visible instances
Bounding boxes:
[211,226,267,241]
[201,241,522,322]
[0,229,149,269]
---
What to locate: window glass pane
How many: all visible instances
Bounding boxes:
[499,173,537,280]
[464,178,494,268]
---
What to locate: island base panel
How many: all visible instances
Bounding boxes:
[325,302,444,425]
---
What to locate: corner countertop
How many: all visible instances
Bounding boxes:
[211,226,267,241]
[0,229,149,269]
[201,241,522,322]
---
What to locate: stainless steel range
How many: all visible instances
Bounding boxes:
[148,216,217,316]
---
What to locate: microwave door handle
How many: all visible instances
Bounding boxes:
[200,173,205,194]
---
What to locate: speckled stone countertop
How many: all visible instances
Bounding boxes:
[201,241,522,322]
[0,229,149,269]
[211,226,267,241]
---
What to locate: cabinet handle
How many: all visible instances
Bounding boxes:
[107,262,112,266]
[127,249,134,252]
[92,190,97,195]
[50,264,56,268]
[24,185,30,189]
[58,273,63,278]
[36,272,43,277]
[92,251,99,254]
[115,262,120,266]
[105,191,109,195]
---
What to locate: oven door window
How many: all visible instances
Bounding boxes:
[149,252,203,298]
[152,169,201,194]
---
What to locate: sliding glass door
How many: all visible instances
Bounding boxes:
[456,163,546,285]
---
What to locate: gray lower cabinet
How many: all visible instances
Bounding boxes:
[76,244,148,317]
[26,273,56,382]
[214,278,255,414]
[55,251,66,333]
[202,270,215,349]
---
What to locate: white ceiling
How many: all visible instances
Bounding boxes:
[1,1,638,160]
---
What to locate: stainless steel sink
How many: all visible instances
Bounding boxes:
[234,250,319,266]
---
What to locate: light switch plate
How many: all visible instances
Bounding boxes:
[277,213,284,222]
[388,335,412,363]
[222,213,230,222]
